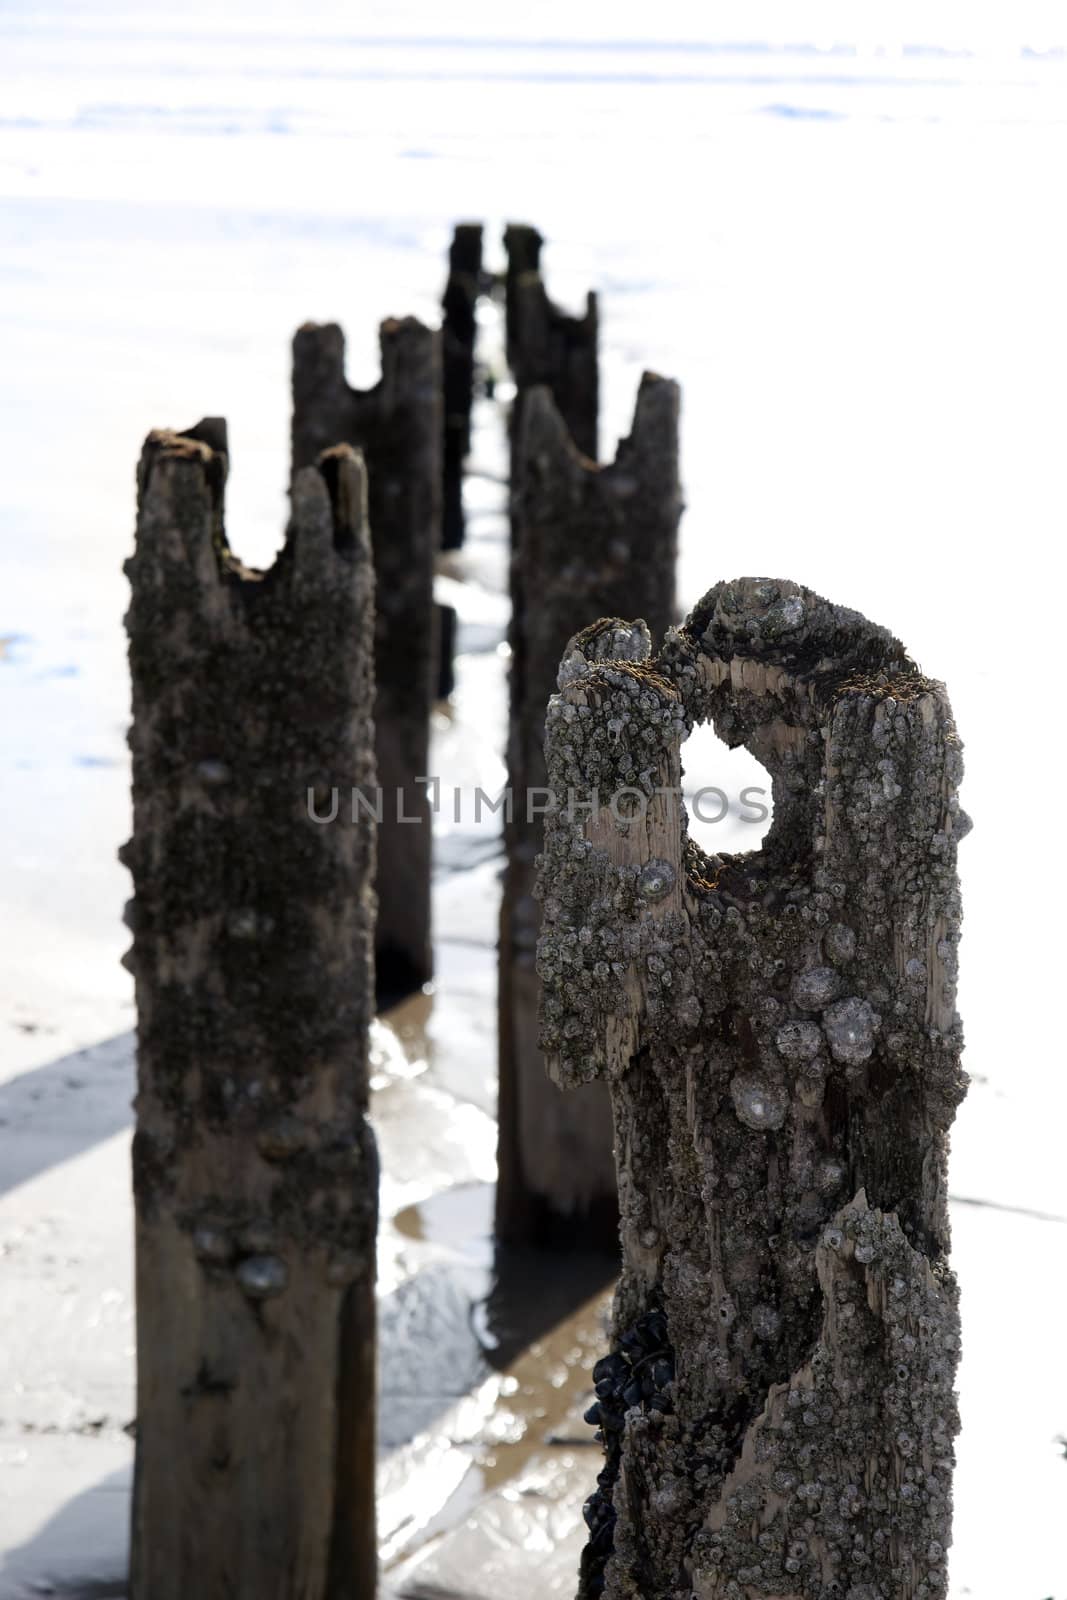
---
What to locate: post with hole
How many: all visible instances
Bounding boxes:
[537,578,968,1598]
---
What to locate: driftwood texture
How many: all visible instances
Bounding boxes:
[292,316,440,1002]
[441,221,483,550]
[123,424,379,1600]
[504,222,598,461]
[537,578,968,1599]
[497,378,681,1249]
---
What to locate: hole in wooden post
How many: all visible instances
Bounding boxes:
[680,721,773,856]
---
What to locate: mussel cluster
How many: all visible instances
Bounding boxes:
[578,1306,674,1598]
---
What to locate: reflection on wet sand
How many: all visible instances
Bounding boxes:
[373,984,618,1588]
[373,887,617,1590]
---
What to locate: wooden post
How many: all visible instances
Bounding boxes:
[292,317,440,1003]
[435,601,457,702]
[537,578,969,1599]
[496,377,681,1250]
[503,221,543,370]
[504,222,598,461]
[124,424,379,1600]
[441,221,483,551]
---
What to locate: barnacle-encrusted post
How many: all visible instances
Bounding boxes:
[441,221,483,550]
[496,377,681,1249]
[124,426,378,1600]
[504,221,598,460]
[292,316,440,1003]
[537,578,968,1599]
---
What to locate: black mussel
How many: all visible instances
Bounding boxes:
[592,1353,628,1385]
[623,1379,643,1410]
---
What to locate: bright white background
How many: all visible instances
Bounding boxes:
[1,5,1065,1596]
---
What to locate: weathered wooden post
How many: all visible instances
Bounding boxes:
[441,221,483,551]
[503,221,542,358]
[292,316,440,1002]
[124,423,379,1599]
[504,222,598,461]
[496,377,681,1249]
[537,577,968,1599]
[436,600,457,702]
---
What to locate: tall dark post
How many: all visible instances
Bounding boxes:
[441,221,483,551]
[496,377,681,1250]
[538,578,969,1600]
[504,222,598,462]
[124,425,379,1600]
[503,221,544,371]
[292,317,440,1003]
[435,601,457,702]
